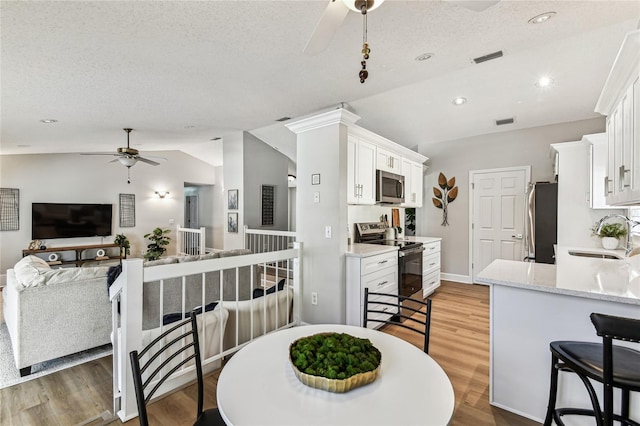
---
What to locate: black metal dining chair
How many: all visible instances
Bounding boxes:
[363,288,432,354]
[129,311,226,426]
[544,313,640,426]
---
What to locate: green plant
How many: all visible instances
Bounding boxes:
[114,233,130,258]
[593,222,627,239]
[405,208,416,234]
[144,228,171,261]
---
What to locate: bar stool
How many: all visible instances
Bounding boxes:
[543,313,640,426]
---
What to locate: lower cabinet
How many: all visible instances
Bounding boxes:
[346,251,398,328]
[422,241,441,297]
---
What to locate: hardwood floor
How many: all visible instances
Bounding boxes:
[0,281,541,425]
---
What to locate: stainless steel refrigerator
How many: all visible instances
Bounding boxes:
[525,182,558,264]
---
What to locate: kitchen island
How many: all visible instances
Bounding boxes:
[477,246,640,424]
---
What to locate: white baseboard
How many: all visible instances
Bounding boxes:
[440,272,472,284]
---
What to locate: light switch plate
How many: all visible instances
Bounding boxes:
[325,225,332,238]
[313,191,320,203]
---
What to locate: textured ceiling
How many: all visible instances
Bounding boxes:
[1,1,639,166]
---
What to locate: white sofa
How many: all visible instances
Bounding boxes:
[3,256,112,376]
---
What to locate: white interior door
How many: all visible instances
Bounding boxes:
[471,167,529,282]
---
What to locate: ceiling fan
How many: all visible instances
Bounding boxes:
[81,128,164,183]
[303,0,501,56]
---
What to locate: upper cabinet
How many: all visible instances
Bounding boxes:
[348,126,428,207]
[584,133,626,209]
[347,135,377,205]
[401,158,424,208]
[595,29,640,206]
[376,147,402,174]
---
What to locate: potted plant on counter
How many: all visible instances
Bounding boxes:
[144,228,171,261]
[593,222,627,250]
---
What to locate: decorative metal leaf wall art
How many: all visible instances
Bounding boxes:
[432,173,458,226]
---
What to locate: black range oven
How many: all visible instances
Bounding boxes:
[355,222,424,321]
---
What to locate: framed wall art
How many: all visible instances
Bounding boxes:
[228,189,238,210]
[119,193,136,228]
[261,185,275,226]
[228,212,238,233]
[0,188,19,231]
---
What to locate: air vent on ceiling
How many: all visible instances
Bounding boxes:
[495,117,515,126]
[275,116,291,122]
[473,50,503,64]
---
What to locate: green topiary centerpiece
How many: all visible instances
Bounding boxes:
[289,333,381,393]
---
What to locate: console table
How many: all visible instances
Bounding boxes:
[22,243,122,267]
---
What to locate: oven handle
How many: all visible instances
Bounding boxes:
[398,246,425,257]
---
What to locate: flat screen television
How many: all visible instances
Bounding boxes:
[32,203,113,239]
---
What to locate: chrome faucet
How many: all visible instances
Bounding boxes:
[595,214,640,256]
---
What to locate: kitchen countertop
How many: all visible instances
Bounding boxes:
[346,243,399,258]
[476,246,640,305]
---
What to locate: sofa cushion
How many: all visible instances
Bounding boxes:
[178,252,219,263]
[13,255,51,287]
[42,267,109,286]
[218,249,252,258]
[143,257,179,267]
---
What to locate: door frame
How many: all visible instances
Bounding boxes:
[468,165,531,283]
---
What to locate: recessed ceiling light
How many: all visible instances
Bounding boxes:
[275,117,291,122]
[40,119,58,123]
[528,12,556,24]
[210,137,221,141]
[452,97,467,106]
[536,76,554,88]
[17,144,31,148]
[184,125,196,129]
[415,53,434,62]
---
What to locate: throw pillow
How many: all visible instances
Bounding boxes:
[13,255,51,287]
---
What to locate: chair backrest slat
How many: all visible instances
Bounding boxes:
[363,288,433,354]
[129,311,205,426]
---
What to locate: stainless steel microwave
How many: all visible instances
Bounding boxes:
[376,170,405,204]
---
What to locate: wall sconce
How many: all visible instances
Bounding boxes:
[155,191,170,199]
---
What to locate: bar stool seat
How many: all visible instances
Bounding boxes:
[544,313,640,426]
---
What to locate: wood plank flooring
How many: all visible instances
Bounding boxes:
[0,281,541,425]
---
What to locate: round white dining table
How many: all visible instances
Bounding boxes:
[216,324,455,425]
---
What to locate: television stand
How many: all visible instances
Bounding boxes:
[22,243,122,267]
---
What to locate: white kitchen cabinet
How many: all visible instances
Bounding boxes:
[422,241,441,297]
[401,158,424,208]
[347,135,376,205]
[346,250,398,327]
[376,147,402,174]
[595,29,640,206]
[585,133,626,209]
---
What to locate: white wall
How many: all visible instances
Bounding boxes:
[222,132,245,249]
[294,118,349,324]
[213,166,225,249]
[0,151,216,273]
[417,117,605,279]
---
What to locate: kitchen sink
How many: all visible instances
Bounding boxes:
[568,250,623,260]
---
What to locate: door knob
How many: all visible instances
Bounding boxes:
[512,234,523,239]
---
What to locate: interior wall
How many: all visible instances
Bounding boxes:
[242,132,289,231]
[222,132,245,249]
[0,151,216,274]
[417,117,605,280]
[212,166,224,250]
[295,121,349,325]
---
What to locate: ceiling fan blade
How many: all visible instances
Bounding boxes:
[443,0,500,12]
[80,152,119,156]
[303,0,350,55]
[137,157,160,166]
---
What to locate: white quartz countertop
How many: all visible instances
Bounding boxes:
[477,246,640,305]
[346,243,399,258]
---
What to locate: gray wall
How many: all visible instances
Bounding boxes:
[417,117,605,279]
[223,132,245,249]
[0,151,216,274]
[243,132,288,231]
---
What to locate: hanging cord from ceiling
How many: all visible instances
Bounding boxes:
[359,2,370,84]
